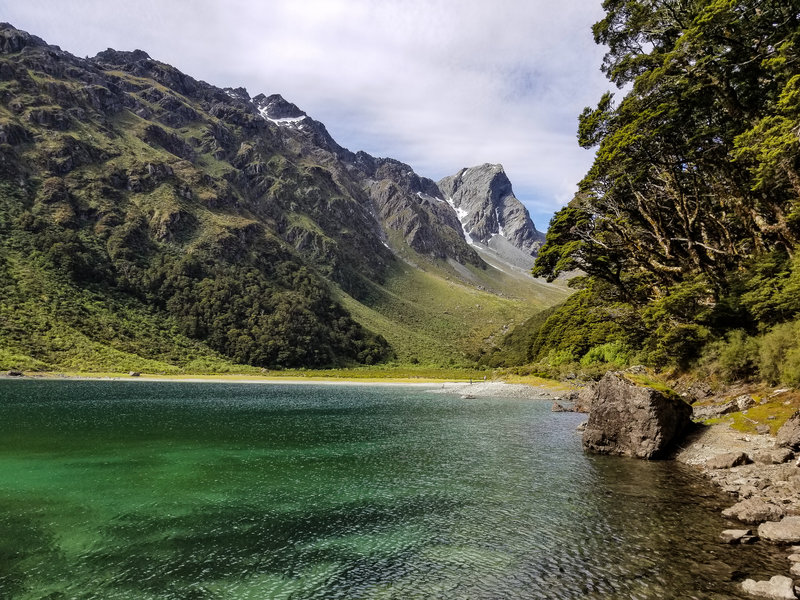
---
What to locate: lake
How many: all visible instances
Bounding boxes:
[0,379,786,599]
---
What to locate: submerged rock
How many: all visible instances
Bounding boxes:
[741,575,796,599]
[581,372,692,459]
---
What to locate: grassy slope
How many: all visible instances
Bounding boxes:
[337,243,570,367]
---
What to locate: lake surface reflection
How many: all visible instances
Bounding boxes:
[0,380,786,599]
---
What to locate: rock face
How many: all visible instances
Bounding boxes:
[438,164,546,267]
[581,372,693,459]
[777,412,800,450]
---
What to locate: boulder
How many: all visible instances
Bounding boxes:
[777,413,800,450]
[7,370,23,377]
[791,562,800,577]
[759,517,800,543]
[737,394,757,411]
[581,372,693,459]
[754,450,794,465]
[551,402,573,412]
[706,451,752,470]
[692,401,737,420]
[722,498,785,524]
[741,575,796,599]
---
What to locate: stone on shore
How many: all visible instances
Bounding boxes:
[706,451,751,470]
[754,449,795,465]
[693,401,738,420]
[741,575,797,599]
[581,372,692,459]
[777,413,800,450]
[759,517,800,543]
[723,498,785,525]
[720,529,752,544]
[791,562,800,577]
[737,394,757,411]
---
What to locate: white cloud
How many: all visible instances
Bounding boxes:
[4,0,609,228]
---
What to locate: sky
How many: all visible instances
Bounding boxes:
[4,0,611,230]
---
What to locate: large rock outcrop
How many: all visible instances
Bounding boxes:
[581,372,693,459]
[438,164,545,267]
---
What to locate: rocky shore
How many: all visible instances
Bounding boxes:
[570,371,800,599]
[674,398,800,599]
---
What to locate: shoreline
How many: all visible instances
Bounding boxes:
[0,372,572,399]
[673,412,800,596]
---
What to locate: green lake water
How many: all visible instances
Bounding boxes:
[0,380,788,599]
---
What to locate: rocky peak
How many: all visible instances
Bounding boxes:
[438,164,545,264]
[92,48,152,66]
[0,23,48,54]
[252,93,306,121]
[223,87,251,102]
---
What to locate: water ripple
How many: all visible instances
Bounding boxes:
[0,380,788,599]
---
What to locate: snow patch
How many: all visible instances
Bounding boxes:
[495,208,506,237]
[255,104,307,127]
[446,196,475,246]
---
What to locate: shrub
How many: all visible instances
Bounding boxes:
[543,348,577,366]
[758,321,800,385]
[580,341,632,367]
[717,330,759,382]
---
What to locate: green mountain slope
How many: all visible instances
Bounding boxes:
[0,24,567,373]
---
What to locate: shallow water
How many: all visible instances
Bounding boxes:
[0,380,787,599]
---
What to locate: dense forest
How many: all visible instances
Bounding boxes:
[486,0,800,386]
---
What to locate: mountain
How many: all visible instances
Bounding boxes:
[0,23,567,372]
[439,164,546,269]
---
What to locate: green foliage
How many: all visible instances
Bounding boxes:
[738,251,800,327]
[579,341,631,367]
[477,305,558,368]
[514,0,800,379]
[543,348,577,367]
[759,321,800,386]
[715,330,760,383]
